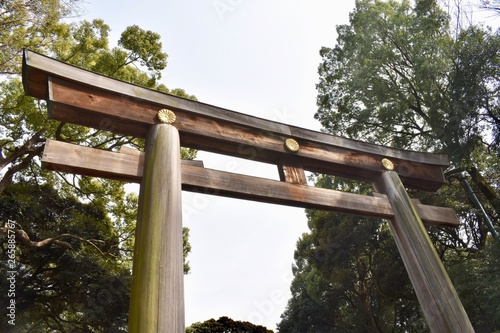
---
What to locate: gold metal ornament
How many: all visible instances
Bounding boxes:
[285,138,300,152]
[157,109,176,124]
[381,158,395,171]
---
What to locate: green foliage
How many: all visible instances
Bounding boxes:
[279,178,428,333]
[281,0,500,331]
[186,316,273,333]
[316,0,453,151]
[1,1,198,196]
[450,25,500,160]
[0,0,71,74]
[0,182,130,332]
[119,25,167,80]
[1,1,197,331]
[443,237,500,332]
[315,0,500,245]
[316,0,500,164]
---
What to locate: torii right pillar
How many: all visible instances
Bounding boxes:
[374,164,474,333]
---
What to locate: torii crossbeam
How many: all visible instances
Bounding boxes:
[22,50,474,333]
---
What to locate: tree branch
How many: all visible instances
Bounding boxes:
[0,143,45,194]
[0,129,45,169]
[1,227,73,249]
[0,226,115,257]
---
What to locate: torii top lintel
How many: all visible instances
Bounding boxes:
[22,49,449,191]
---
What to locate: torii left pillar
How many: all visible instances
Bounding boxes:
[128,120,185,333]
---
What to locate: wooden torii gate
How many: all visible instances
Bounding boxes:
[22,49,474,333]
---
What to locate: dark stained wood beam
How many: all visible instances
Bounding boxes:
[23,50,450,191]
[42,140,459,227]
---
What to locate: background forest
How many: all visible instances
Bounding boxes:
[0,0,194,331]
[1,0,499,332]
[279,0,500,332]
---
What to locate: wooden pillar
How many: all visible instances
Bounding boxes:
[374,171,474,333]
[128,123,185,333]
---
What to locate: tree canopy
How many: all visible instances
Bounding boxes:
[316,0,499,160]
[1,0,195,331]
[0,182,131,331]
[279,0,500,331]
[314,0,499,247]
[186,316,274,333]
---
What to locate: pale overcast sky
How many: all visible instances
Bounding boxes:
[74,0,496,330]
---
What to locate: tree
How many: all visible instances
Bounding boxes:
[0,0,75,192]
[1,1,196,331]
[0,4,193,264]
[278,178,428,333]
[1,0,73,74]
[449,25,500,221]
[1,0,196,194]
[315,0,499,238]
[316,0,452,150]
[279,177,500,332]
[0,181,131,332]
[1,0,195,262]
[280,0,500,331]
[186,316,274,333]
